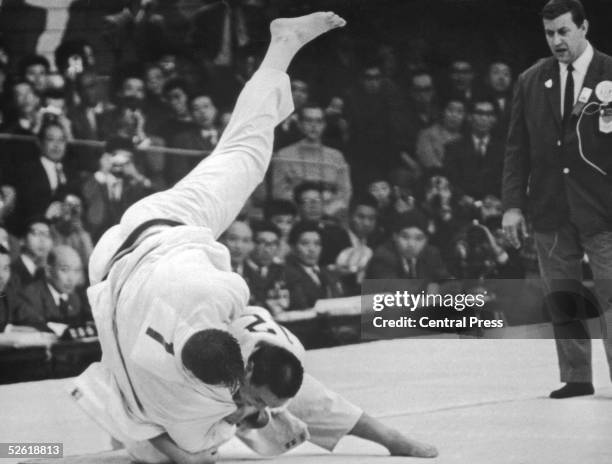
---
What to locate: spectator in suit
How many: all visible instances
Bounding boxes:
[159,77,193,145]
[246,221,289,316]
[293,181,350,266]
[345,61,408,185]
[484,60,514,138]
[168,93,219,185]
[81,137,152,241]
[54,39,96,89]
[0,185,17,233]
[285,221,343,311]
[420,171,466,265]
[322,96,349,151]
[20,54,50,95]
[101,72,161,140]
[274,78,309,150]
[449,219,524,280]
[68,71,108,142]
[41,88,75,141]
[47,190,94,271]
[0,245,21,332]
[16,245,90,333]
[366,211,449,283]
[264,199,297,263]
[104,91,167,190]
[142,62,167,135]
[403,70,439,156]
[66,71,109,172]
[12,121,76,232]
[415,97,466,170]
[0,225,20,262]
[11,217,52,288]
[220,218,254,276]
[446,59,477,104]
[272,103,352,215]
[2,80,41,136]
[335,193,381,295]
[445,97,505,201]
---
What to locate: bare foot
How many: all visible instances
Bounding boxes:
[387,431,438,458]
[270,12,346,49]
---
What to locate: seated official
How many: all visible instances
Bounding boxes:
[12,121,78,233]
[16,245,91,334]
[48,190,94,273]
[220,218,254,276]
[11,217,53,288]
[284,221,344,311]
[246,221,289,316]
[167,93,220,185]
[0,245,23,332]
[335,193,382,295]
[444,97,505,201]
[0,225,21,263]
[366,211,450,283]
[293,182,351,266]
[81,137,153,241]
[264,199,298,263]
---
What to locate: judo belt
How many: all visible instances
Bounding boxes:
[102,218,183,413]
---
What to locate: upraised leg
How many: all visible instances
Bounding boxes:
[118,12,346,240]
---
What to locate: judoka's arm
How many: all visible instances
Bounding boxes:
[150,433,218,464]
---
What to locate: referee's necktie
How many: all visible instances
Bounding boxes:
[563,63,574,129]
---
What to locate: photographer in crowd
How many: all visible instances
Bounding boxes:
[81,137,152,241]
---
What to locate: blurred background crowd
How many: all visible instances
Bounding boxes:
[1,0,610,373]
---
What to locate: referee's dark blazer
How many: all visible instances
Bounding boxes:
[502,49,612,236]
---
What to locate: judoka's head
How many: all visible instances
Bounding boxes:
[181,329,245,391]
[237,342,304,409]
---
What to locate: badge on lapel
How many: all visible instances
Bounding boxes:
[545,79,553,89]
[572,87,593,117]
[595,81,612,103]
[595,81,612,134]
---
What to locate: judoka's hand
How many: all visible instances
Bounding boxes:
[182,448,218,464]
[502,208,528,249]
[238,408,271,430]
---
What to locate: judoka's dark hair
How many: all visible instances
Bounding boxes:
[182,329,244,391]
[248,342,303,399]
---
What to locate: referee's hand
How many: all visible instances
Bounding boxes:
[502,208,528,249]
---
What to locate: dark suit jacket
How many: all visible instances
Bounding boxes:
[503,50,612,235]
[16,280,90,331]
[319,222,352,267]
[0,282,24,331]
[10,256,45,288]
[167,126,215,185]
[242,260,287,309]
[365,241,450,282]
[445,134,505,200]
[13,156,76,233]
[284,255,343,311]
[81,175,151,242]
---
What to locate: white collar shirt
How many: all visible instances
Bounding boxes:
[559,42,594,116]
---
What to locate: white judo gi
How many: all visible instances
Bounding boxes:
[72,68,362,462]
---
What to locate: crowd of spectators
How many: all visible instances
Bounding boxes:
[0,1,548,347]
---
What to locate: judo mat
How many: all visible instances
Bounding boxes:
[3,326,611,464]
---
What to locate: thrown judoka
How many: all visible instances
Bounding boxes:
[72,12,438,464]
